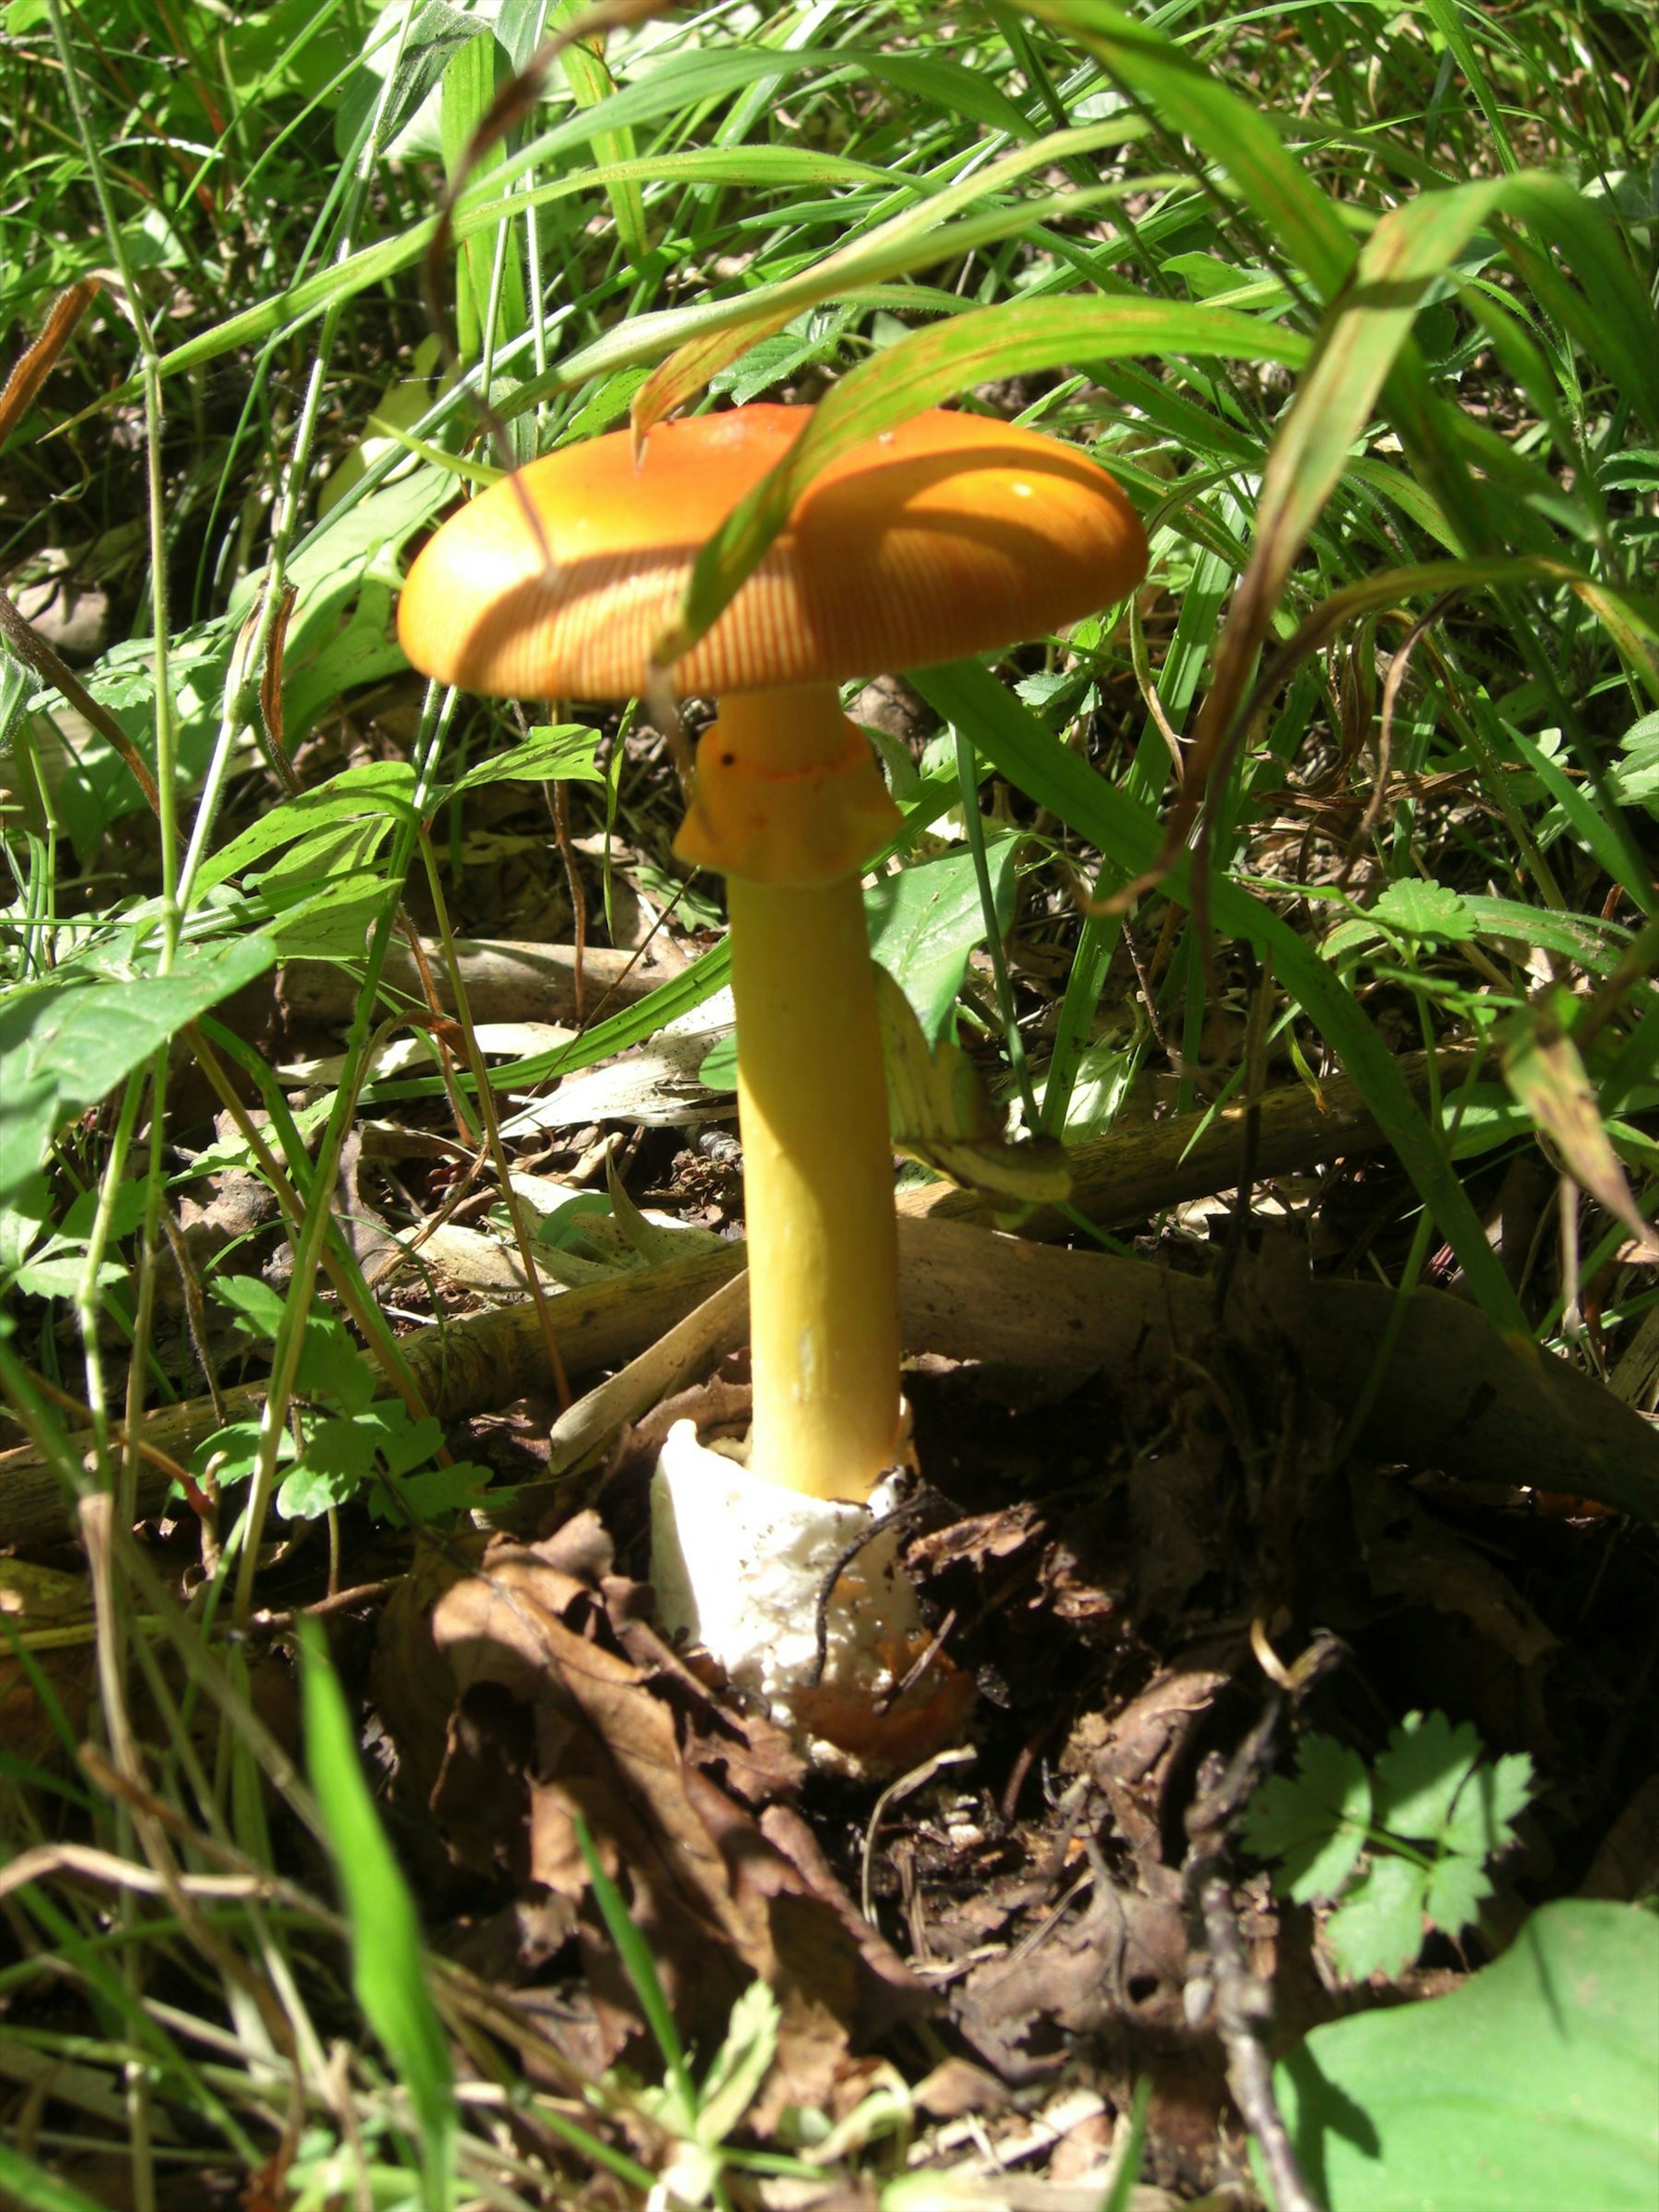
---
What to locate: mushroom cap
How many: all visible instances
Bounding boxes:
[397,404,1146,699]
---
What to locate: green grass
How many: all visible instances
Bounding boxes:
[0,0,1656,2201]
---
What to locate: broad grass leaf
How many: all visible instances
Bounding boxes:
[0,935,276,1205]
[632,119,1150,435]
[1276,1901,1659,2210]
[299,1618,457,2212]
[867,838,1018,1040]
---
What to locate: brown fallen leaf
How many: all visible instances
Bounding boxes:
[1068,1661,1235,1876]
[1500,1003,1659,1262]
[1348,1464,1559,1671]
[420,1516,928,2091]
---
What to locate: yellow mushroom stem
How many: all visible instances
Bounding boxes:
[676,683,905,1502]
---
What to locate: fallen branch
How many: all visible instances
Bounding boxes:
[903,1049,1471,1234]
[1183,1716,1326,2212]
[281,935,677,1029]
[6,1214,1657,1546]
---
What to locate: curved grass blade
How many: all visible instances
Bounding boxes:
[1137,171,1659,907]
[656,295,1309,667]
[545,0,649,265]
[82,146,905,411]
[299,1617,456,2212]
[631,118,1151,437]
[0,2143,113,2212]
[913,657,1527,1333]
[1021,0,1355,297]
[1241,555,1659,739]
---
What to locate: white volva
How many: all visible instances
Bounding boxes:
[650,1419,922,1743]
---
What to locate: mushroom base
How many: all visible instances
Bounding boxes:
[652,1417,968,1772]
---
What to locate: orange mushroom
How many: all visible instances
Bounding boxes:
[398,404,1146,1508]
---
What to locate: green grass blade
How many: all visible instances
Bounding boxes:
[0,2142,114,2212]
[913,658,1527,1332]
[546,0,650,266]
[299,1617,457,2212]
[1421,0,1521,175]
[102,147,900,404]
[632,117,1150,432]
[662,295,1308,664]
[572,1815,697,2123]
[1022,0,1356,296]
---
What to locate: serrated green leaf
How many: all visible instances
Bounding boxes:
[1371,880,1476,943]
[278,1433,371,1522]
[369,1460,496,1523]
[1326,1854,1429,1981]
[296,1312,376,1416]
[212,1273,289,1339]
[376,1410,446,1478]
[1441,1751,1534,1861]
[1424,1851,1493,1942]
[1243,1735,1373,1905]
[1373,1710,1483,1843]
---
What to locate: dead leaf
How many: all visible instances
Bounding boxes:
[1501,1003,1659,1260]
[1349,1465,1559,1670]
[419,1524,928,2088]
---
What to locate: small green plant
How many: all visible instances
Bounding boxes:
[1243,1710,1534,1980]
[205,1275,493,1525]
